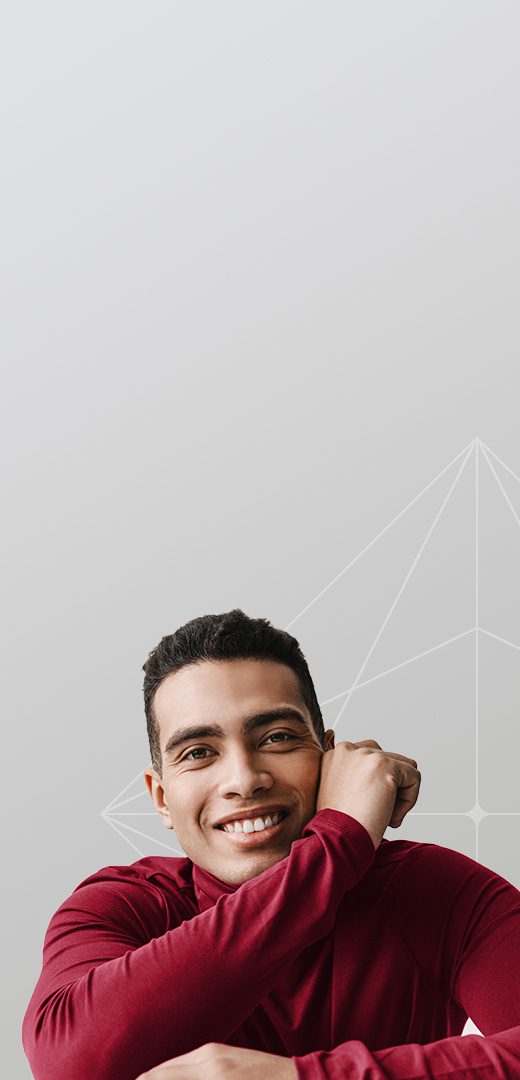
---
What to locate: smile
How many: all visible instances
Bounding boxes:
[215,809,289,845]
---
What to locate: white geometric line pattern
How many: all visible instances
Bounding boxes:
[480,628,520,651]
[101,437,520,868]
[283,440,475,633]
[318,627,476,704]
[329,444,474,733]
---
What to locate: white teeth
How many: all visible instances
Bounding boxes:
[220,811,285,834]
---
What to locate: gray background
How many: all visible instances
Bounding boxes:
[2,2,519,1075]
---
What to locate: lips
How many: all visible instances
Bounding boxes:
[213,806,290,829]
[215,810,290,847]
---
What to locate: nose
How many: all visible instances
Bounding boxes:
[217,745,275,800]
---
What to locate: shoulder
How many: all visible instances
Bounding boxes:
[31,856,198,1009]
[71,853,195,896]
[48,854,197,937]
[376,834,517,888]
[374,835,518,910]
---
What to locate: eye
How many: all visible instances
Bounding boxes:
[181,747,214,761]
[262,731,297,745]
[180,734,296,760]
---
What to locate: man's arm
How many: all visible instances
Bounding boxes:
[22,809,375,1080]
[291,843,520,1079]
[292,1025,520,1078]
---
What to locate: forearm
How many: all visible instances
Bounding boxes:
[292,1025,520,1080]
[23,811,374,1080]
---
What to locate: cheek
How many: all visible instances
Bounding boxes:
[284,752,322,796]
[164,785,201,834]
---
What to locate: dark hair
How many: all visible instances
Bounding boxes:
[142,608,325,776]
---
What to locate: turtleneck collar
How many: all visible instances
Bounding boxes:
[190,827,390,911]
[192,859,242,912]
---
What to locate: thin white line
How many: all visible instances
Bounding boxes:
[106,812,158,816]
[102,770,145,814]
[106,790,149,811]
[480,440,520,486]
[103,815,147,858]
[479,627,520,651]
[332,445,474,731]
[481,443,520,530]
[319,628,476,706]
[284,440,476,632]
[104,815,185,857]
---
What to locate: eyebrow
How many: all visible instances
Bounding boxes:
[163,707,309,760]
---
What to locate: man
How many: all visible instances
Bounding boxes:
[23,609,520,1079]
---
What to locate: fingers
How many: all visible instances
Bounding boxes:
[384,752,418,769]
[344,739,418,770]
[389,767,422,826]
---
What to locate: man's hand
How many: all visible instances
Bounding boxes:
[317,738,421,850]
[135,1043,297,1079]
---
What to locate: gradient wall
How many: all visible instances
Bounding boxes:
[3,4,519,1075]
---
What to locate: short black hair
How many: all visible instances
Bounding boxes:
[142,608,325,777]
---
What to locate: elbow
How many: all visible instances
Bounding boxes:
[22,990,114,1080]
[22,988,141,1080]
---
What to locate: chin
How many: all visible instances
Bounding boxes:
[229,861,277,885]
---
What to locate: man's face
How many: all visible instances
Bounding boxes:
[144,658,334,885]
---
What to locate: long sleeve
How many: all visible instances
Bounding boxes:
[292,842,520,1079]
[22,809,375,1080]
[292,1027,520,1079]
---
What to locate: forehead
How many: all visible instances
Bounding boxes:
[153,658,307,733]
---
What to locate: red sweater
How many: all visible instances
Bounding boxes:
[22,809,520,1080]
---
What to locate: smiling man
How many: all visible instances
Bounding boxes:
[23,610,520,1080]
[144,655,332,886]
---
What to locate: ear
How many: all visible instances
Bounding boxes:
[324,728,335,751]
[143,766,174,830]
